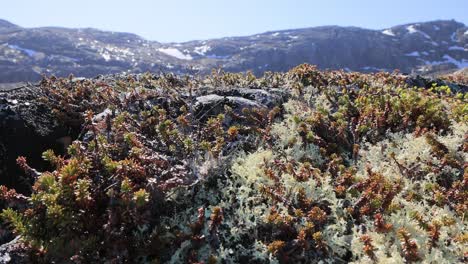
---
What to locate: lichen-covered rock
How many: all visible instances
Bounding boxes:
[194,94,264,121]
[194,88,289,123]
[217,88,289,108]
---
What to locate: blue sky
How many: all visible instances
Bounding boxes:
[1,0,467,42]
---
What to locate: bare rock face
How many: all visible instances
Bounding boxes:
[0,83,72,194]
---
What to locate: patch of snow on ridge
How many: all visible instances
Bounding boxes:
[448,46,466,51]
[407,25,418,34]
[421,31,432,39]
[434,25,440,30]
[105,46,134,56]
[272,32,280,37]
[8,45,38,57]
[158,48,193,60]
[405,51,420,57]
[361,66,385,71]
[451,32,458,41]
[464,30,468,36]
[382,29,395,36]
[194,45,211,56]
[442,55,468,68]
[206,54,230,59]
[406,25,431,39]
[101,52,111,61]
[422,55,468,69]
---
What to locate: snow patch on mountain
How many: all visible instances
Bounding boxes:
[206,54,230,59]
[8,45,38,57]
[419,31,432,39]
[382,29,395,36]
[105,46,135,56]
[407,25,417,34]
[158,48,193,60]
[448,46,466,51]
[406,25,431,39]
[194,45,211,56]
[423,54,468,68]
[442,54,468,68]
[451,32,458,41]
[361,66,385,71]
[405,51,420,57]
[101,52,111,61]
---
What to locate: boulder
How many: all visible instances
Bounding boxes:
[0,83,72,194]
[217,88,288,108]
[194,94,262,120]
[193,88,289,123]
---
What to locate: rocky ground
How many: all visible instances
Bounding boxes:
[0,66,466,263]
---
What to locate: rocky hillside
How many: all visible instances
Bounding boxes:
[0,19,467,82]
[0,66,466,263]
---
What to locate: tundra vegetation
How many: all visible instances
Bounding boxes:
[0,64,467,263]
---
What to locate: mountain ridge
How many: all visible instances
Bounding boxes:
[0,19,466,82]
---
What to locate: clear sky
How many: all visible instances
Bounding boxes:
[1,0,467,43]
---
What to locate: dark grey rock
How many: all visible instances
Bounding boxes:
[0,237,29,264]
[193,87,289,123]
[194,94,264,121]
[405,75,468,92]
[217,88,288,108]
[0,84,72,194]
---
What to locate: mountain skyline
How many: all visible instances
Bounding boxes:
[0,18,467,82]
[1,0,467,42]
[1,17,467,44]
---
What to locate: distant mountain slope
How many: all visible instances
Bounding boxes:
[0,19,466,82]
